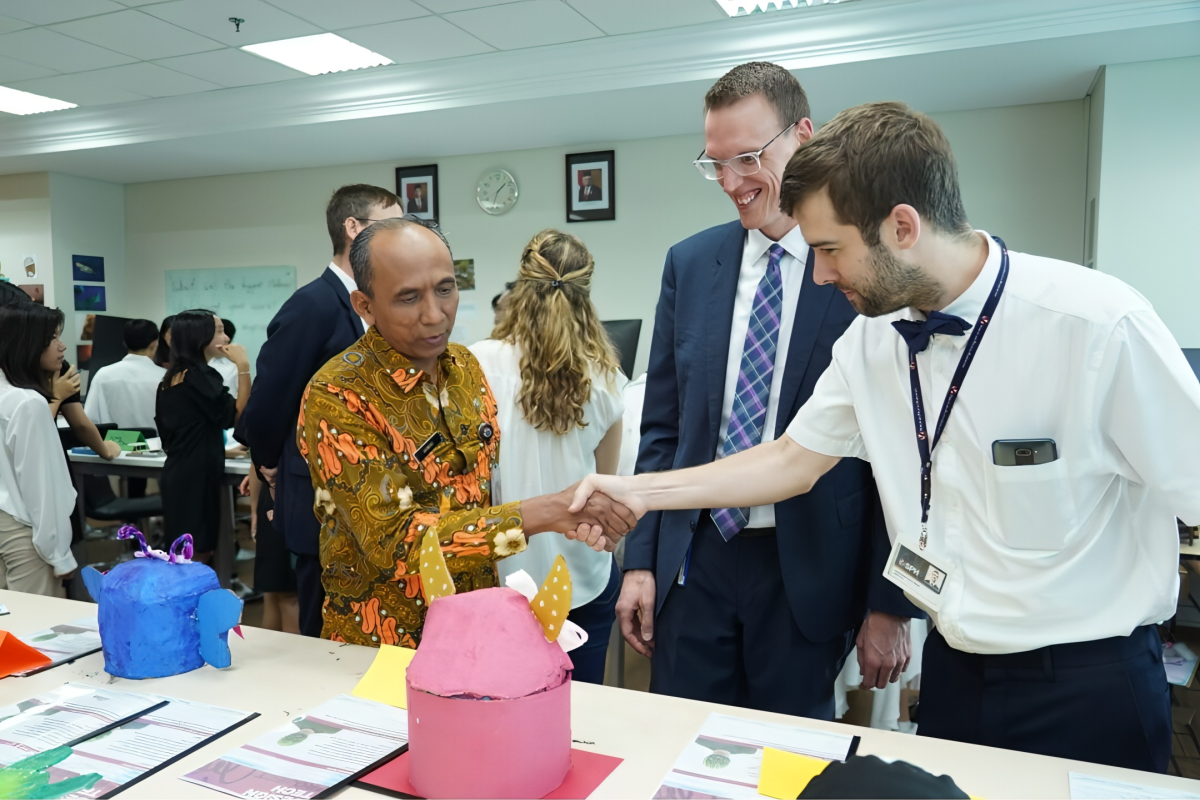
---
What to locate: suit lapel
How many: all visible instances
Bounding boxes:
[774,247,834,437]
[321,267,359,331]
[706,224,747,445]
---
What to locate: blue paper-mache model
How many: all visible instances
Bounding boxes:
[81,527,243,679]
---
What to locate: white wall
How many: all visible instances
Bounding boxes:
[124,99,1088,377]
[1093,55,1200,347]
[0,173,53,308]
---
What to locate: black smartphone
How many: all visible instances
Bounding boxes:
[992,439,1058,466]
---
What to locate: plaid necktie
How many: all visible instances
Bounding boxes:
[711,243,786,541]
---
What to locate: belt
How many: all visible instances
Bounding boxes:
[938,625,1160,671]
[739,526,776,538]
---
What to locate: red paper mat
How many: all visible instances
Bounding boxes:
[358,747,622,799]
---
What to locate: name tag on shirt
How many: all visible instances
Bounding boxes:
[884,539,949,612]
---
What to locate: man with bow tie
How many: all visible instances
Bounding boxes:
[570,101,1200,773]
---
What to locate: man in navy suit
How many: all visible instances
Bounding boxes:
[242,184,404,637]
[615,63,919,717]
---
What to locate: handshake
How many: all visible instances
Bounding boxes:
[520,475,646,552]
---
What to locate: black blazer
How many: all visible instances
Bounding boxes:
[241,268,363,556]
[624,221,920,642]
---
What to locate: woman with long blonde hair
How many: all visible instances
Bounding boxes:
[471,229,625,684]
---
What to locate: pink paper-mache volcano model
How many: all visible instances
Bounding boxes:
[407,586,573,799]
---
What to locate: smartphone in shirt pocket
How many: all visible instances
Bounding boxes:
[986,438,1074,550]
[992,439,1058,466]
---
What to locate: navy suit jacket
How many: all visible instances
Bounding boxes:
[242,267,363,556]
[624,221,920,643]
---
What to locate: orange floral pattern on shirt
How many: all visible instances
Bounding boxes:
[299,328,523,648]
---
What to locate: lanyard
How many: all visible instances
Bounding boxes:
[909,236,1009,550]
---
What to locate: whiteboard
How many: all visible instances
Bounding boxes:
[165,266,296,376]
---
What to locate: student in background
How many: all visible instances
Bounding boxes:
[0,303,78,595]
[242,184,403,638]
[153,314,176,368]
[209,318,240,397]
[156,310,250,561]
[471,229,625,683]
[241,468,299,633]
[491,281,515,327]
[84,319,165,430]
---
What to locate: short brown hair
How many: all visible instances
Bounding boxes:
[780,102,971,247]
[704,61,810,129]
[325,184,400,256]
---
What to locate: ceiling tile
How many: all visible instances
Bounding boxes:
[264,0,430,30]
[443,0,604,50]
[155,47,302,86]
[339,17,493,64]
[0,14,33,34]
[0,28,137,72]
[7,72,149,106]
[0,55,58,83]
[565,0,724,35]
[414,0,524,12]
[51,10,225,60]
[142,0,322,46]
[1,0,126,25]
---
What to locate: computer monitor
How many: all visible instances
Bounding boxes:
[1183,348,1200,383]
[602,319,642,379]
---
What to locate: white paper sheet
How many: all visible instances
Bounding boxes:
[180,694,408,800]
[0,683,165,767]
[1069,771,1200,799]
[15,617,101,676]
[653,712,856,799]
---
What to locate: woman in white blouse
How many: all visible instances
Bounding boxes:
[471,229,625,684]
[0,302,78,595]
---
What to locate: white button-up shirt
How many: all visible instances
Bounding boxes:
[328,263,369,333]
[0,371,77,575]
[84,353,164,429]
[786,232,1200,654]
[718,226,809,529]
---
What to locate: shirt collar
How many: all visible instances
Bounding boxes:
[745,225,809,265]
[327,262,357,295]
[903,231,999,351]
[363,327,461,394]
[122,353,155,364]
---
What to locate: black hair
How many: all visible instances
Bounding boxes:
[154,314,176,367]
[0,303,65,398]
[350,215,451,299]
[161,309,216,389]
[124,319,160,352]
[490,281,517,311]
[222,318,236,342]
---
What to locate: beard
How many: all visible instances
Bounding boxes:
[840,244,944,317]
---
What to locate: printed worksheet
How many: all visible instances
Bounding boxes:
[653,712,856,799]
[1069,772,1200,799]
[181,694,408,799]
[15,617,102,675]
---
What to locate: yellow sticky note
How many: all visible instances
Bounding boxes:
[351,644,416,709]
[757,747,830,800]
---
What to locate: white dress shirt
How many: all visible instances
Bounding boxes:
[83,353,164,429]
[0,371,78,575]
[210,356,240,398]
[469,339,625,607]
[718,225,809,528]
[617,373,647,477]
[328,263,369,333]
[786,232,1200,654]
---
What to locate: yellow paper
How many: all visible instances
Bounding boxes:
[757,747,829,800]
[351,644,416,709]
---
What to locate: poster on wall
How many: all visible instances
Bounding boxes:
[76,344,92,370]
[72,255,105,282]
[18,285,43,305]
[453,259,475,291]
[566,150,615,222]
[22,255,37,279]
[395,164,439,222]
[74,285,106,311]
[80,314,96,341]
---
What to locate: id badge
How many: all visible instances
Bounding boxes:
[884,536,949,613]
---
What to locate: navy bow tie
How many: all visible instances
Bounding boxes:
[892,311,971,355]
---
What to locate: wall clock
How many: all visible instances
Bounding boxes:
[476,168,518,215]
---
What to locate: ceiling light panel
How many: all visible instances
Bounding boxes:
[0,86,77,115]
[242,33,394,75]
[713,0,852,16]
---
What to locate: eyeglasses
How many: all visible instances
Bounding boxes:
[693,122,797,181]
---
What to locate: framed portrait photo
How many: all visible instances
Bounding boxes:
[566,150,615,222]
[395,164,439,223]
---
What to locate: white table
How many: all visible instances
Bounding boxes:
[2,590,1198,799]
[67,449,251,588]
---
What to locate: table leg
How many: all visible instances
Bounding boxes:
[216,486,235,589]
[73,469,87,541]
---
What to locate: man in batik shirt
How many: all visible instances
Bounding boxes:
[300,217,634,646]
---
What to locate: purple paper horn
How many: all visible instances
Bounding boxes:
[169,534,194,564]
[116,525,152,556]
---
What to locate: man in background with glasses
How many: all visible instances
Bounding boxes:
[617,62,919,719]
[241,184,405,637]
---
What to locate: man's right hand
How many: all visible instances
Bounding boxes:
[617,569,656,657]
[521,484,637,550]
[52,365,81,402]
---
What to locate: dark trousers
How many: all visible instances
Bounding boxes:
[567,559,620,685]
[651,517,854,719]
[293,553,325,638]
[920,625,1171,772]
